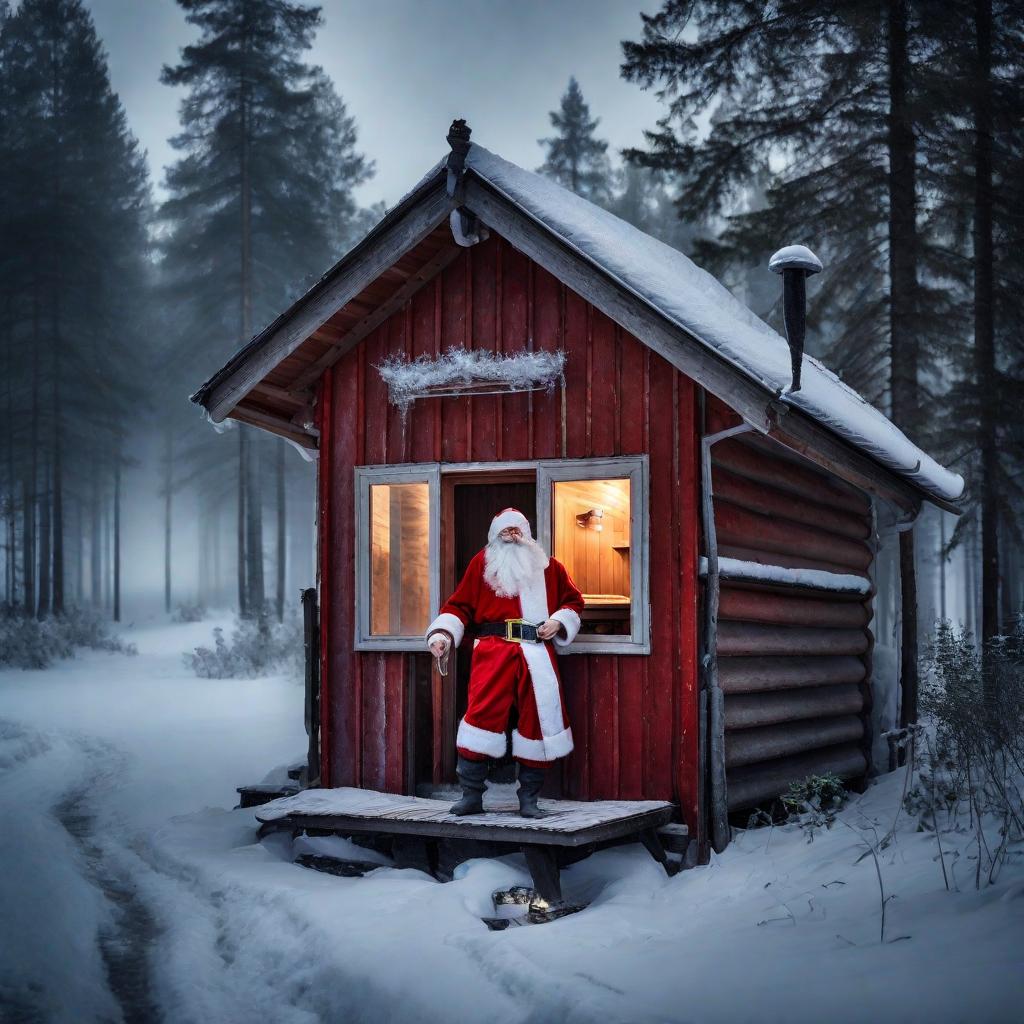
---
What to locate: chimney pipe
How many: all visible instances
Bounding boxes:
[769,245,822,392]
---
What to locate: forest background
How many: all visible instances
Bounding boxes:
[0,0,1021,658]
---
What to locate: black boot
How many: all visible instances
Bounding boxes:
[450,756,488,816]
[517,765,547,818]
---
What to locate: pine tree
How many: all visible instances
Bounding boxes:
[923,0,1024,640]
[0,0,151,618]
[608,163,697,254]
[159,0,372,619]
[537,76,613,204]
[622,0,953,726]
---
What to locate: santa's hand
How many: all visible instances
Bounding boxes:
[536,618,564,640]
[428,634,450,658]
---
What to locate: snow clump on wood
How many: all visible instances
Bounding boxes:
[377,347,566,416]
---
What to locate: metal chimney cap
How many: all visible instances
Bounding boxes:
[769,245,823,275]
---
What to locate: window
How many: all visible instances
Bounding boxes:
[537,457,649,654]
[355,465,439,650]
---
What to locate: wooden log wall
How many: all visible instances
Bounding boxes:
[706,400,876,812]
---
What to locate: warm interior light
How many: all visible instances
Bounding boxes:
[369,482,430,635]
[554,481,630,635]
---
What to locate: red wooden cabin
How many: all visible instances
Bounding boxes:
[193,123,963,861]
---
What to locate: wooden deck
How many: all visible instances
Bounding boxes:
[255,786,676,848]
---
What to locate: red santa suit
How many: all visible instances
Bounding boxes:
[425,509,584,764]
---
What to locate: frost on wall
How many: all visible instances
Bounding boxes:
[377,347,566,417]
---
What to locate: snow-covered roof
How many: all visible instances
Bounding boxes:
[463,146,964,504]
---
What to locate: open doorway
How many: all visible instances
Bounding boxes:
[412,473,537,790]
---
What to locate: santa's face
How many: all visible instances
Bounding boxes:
[484,527,548,598]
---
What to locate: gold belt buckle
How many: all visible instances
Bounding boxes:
[505,618,540,643]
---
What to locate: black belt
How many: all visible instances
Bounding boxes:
[475,619,542,644]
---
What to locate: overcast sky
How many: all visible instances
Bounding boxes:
[84,0,666,209]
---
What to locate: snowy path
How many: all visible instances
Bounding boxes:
[1,618,1023,1024]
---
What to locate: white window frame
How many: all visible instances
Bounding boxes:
[537,455,650,655]
[354,463,440,651]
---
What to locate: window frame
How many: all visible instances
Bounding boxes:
[354,463,440,651]
[536,455,650,655]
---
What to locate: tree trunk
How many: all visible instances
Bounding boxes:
[4,300,14,609]
[246,433,265,615]
[164,430,172,613]
[36,457,50,619]
[75,496,84,606]
[276,440,285,622]
[965,519,976,636]
[238,427,248,616]
[238,18,263,619]
[939,512,947,622]
[972,0,999,642]
[51,378,63,614]
[103,486,110,611]
[898,529,917,731]
[47,0,64,617]
[887,0,922,741]
[113,441,121,623]
[26,299,39,617]
[21,474,33,617]
[90,471,101,606]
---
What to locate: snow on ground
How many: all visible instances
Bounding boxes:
[2,617,1022,1023]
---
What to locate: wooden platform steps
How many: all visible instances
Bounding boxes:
[236,761,307,809]
[255,786,690,903]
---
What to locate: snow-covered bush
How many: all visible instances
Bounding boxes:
[0,607,137,669]
[185,613,303,681]
[781,772,849,841]
[906,620,1024,887]
[172,602,207,623]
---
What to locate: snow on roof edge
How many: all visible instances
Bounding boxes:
[464,145,964,505]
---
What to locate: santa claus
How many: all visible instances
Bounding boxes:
[426,508,585,818]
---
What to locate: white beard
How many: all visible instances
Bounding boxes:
[483,535,550,599]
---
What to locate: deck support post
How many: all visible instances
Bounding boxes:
[639,828,682,877]
[521,844,562,903]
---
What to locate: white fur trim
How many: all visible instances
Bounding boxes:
[520,642,565,744]
[426,612,465,649]
[549,607,581,648]
[456,717,508,758]
[488,508,532,542]
[511,729,547,760]
[540,725,574,759]
[512,726,574,761]
[512,570,572,758]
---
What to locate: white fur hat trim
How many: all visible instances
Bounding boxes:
[488,507,532,542]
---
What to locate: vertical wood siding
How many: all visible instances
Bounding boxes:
[322,234,701,833]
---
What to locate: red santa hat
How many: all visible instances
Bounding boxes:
[488,507,533,543]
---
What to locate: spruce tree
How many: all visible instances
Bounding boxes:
[0,0,151,618]
[537,76,613,204]
[159,0,372,619]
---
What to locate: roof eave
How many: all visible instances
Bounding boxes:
[190,166,451,420]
